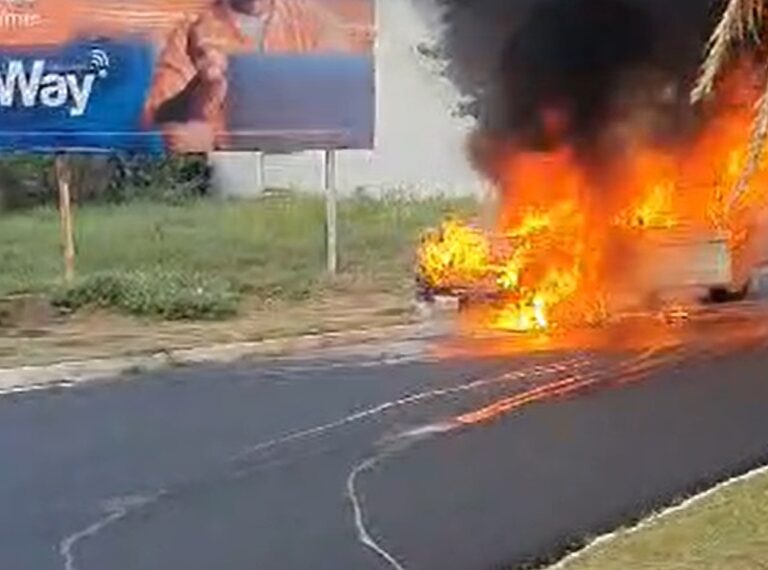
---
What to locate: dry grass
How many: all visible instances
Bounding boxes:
[562,471,768,570]
[0,291,415,368]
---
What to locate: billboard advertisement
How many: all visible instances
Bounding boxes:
[0,0,375,153]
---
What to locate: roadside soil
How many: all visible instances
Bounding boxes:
[0,293,417,368]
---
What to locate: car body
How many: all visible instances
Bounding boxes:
[417,215,768,318]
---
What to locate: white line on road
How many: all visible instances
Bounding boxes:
[0,380,78,397]
[345,347,684,570]
[235,356,591,460]
[343,361,609,570]
[347,420,459,570]
[59,494,160,570]
[347,453,409,570]
[52,357,590,570]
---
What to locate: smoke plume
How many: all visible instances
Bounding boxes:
[435,0,718,160]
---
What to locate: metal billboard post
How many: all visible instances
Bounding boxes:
[255,151,265,193]
[323,149,338,275]
[54,154,76,283]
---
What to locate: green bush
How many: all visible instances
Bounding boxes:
[0,156,54,210]
[51,270,239,320]
[105,154,210,204]
[0,154,210,212]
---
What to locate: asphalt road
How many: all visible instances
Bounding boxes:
[3,309,768,570]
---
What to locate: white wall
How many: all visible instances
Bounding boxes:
[212,0,485,198]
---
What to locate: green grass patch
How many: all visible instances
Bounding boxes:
[51,270,239,320]
[562,471,768,570]
[0,192,476,318]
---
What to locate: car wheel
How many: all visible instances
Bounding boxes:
[708,283,749,304]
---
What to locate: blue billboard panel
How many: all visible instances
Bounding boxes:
[0,0,375,153]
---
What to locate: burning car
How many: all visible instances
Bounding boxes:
[413,0,768,335]
[415,52,768,334]
[416,202,768,332]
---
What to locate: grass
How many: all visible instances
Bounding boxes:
[50,271,240,320]
[562,471,768,570]
[0,192,476,319]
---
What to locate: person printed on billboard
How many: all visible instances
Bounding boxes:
[143,0,357,152]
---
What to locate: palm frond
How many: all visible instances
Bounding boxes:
[692,0,765,103]
[730,71,768,210]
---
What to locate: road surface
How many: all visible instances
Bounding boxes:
[3,306,768,570]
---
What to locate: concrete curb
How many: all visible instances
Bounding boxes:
[0,322,427,394]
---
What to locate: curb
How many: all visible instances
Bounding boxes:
[0,322,428,394]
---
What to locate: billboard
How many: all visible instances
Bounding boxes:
[0,0,375,153]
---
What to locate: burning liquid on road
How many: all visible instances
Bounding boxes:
[418,63,768,333]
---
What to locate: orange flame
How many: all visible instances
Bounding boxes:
[419,59,768,333]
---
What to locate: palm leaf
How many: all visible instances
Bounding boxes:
[730,71,768,209]
[692,0,765,103]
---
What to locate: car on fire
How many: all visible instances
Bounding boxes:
[416,210,768,326]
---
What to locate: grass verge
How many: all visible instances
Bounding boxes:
[561,470,768,570]
[51,270,239,320]
[0,192,476,319]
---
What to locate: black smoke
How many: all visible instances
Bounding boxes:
[435,0,718,153]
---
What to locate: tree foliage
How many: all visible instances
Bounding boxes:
[0,154,210,211]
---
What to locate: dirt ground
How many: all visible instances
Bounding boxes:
[0,293,417,368]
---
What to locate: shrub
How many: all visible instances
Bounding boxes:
[51,270,239,320]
